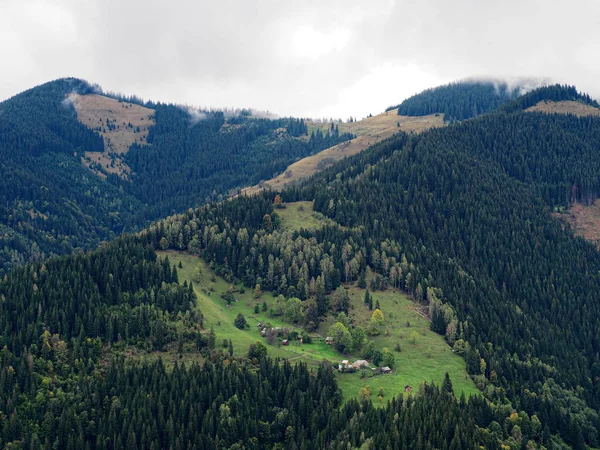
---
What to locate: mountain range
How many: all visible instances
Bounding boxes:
[1,77,600,449]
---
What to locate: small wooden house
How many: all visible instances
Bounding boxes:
[282,339,289,346]
[380,366,392,374]
[325,337,334,345]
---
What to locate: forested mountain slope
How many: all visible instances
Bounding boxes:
[386,79,524,121]
[0,78,351,277]
[0,79,142,275]
[4,78,600,448]
[0,233,504,449]
[146,93,600,447]
[301,111,600,447]
[242,109,444,195]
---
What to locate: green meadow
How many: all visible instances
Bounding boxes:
[274,200,337,232]
[158,250,478,404]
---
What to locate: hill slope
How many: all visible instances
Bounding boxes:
[146,97,600,447]
[242,109,443,194]
[0,79,351,276]
[3,80,600,448]
[73,93,155,178]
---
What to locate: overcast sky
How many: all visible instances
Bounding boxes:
[1,0,599,119]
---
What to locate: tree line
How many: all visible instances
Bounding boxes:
[387,80,520,121]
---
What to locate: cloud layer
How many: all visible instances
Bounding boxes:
[1,0,599,118]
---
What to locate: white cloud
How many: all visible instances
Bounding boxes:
[316,61,447,120]
[0,0,599,117]
[287,25,352,60]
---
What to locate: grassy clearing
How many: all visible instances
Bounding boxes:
[158,251,479,404]
[276,201,337,232]
[328,286,479,404]
[554,200,600,248]
[158,251,341,365]
[526,100,600,117]
[73,94,155,178]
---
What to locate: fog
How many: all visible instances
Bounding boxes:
[1,0,598,118]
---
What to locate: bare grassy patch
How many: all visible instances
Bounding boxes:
[555,200,600,247]
[526,100,600,117]
[72,94,155,178]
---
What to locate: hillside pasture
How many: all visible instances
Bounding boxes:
[158,250,479,405]
[330,285,478,404]
[526,100,600,117]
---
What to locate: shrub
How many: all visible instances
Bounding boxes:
[234,313,247,330]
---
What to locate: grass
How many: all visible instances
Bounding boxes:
[158,251,341,365]
[275,201,337,232]
[73,94,155,178]
[526,100,600,117]
[241,109,444,196]
[158,251,479,404]
[326,285,479,404]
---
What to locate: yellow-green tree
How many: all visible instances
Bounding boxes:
[273,194,284,208]
[410,331,419,345]
[368,309,385,336]
[359,386,372,402]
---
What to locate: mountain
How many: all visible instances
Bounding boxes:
[0,78,352,277]
[386,78,535,121]
[2,79,600,448]
[499,84,600,114]
[146,84,600,447]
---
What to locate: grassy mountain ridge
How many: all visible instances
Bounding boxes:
[241,109,444,195]
[499,84,600,113]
